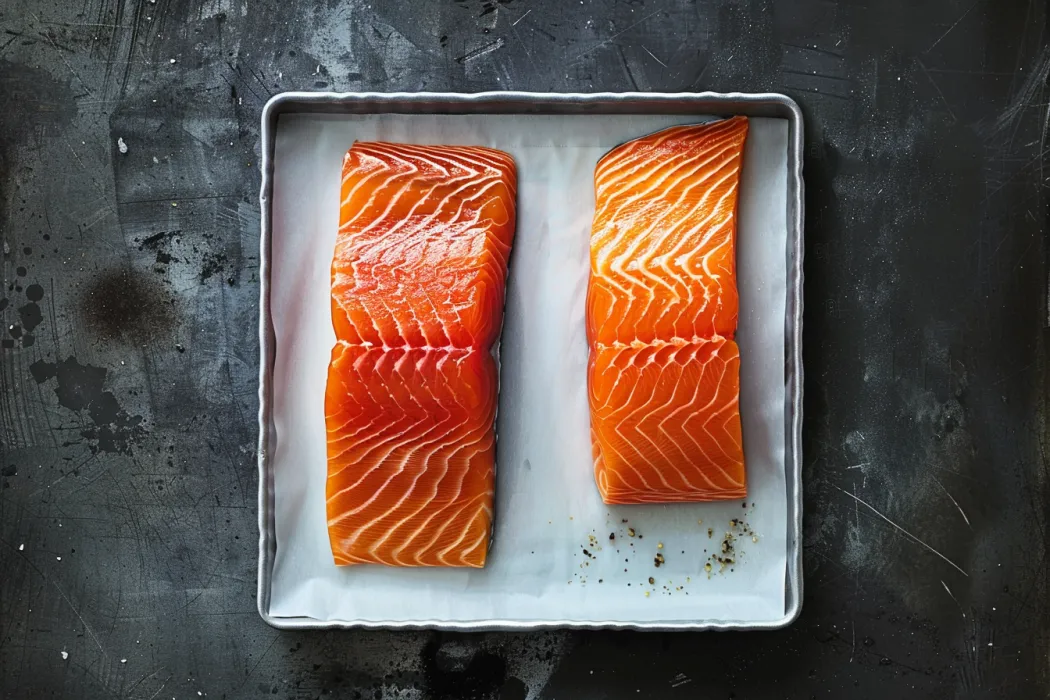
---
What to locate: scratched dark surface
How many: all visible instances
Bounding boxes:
[0,0,1048,698]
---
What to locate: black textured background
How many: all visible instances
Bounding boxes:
[1,0,1048,698]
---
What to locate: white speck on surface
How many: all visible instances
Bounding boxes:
[121,658,127,663]
[61,651,68,660]
[2,241,7,255]
[117,137,128,154]
[170,58,176,64]
[56,556,61,561]
[18,544,23,550]
[153,156,160,163]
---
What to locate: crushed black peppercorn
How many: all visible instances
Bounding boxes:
[704,517,756,574]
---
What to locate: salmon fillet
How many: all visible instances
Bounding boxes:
[326,142,516,567]
[587,117,749,504]
[590,338,745,503]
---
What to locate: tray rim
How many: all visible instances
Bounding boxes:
[256,90,805,632]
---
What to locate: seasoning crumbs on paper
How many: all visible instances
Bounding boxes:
[565,505,760,594]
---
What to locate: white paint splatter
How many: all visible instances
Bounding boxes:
[18,544,23,551]
[117,137,128,154]
[61,651,68,660]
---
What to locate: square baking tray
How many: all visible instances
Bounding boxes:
[256,91,804,631]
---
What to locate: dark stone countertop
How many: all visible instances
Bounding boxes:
[0,1,1047,698]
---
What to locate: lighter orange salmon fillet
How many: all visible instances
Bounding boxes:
[326,142,516,567]
[588,117,748,345]
[587,118,748,504]
[590,338,745,504]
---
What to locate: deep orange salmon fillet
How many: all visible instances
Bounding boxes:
[587,117,749,504]
[326,142,516,567]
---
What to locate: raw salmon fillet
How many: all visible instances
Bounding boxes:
[590,338,745,503]
[326,142,516,567]
[587,117,749,504]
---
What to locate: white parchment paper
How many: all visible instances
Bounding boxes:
[268,113,789,625]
